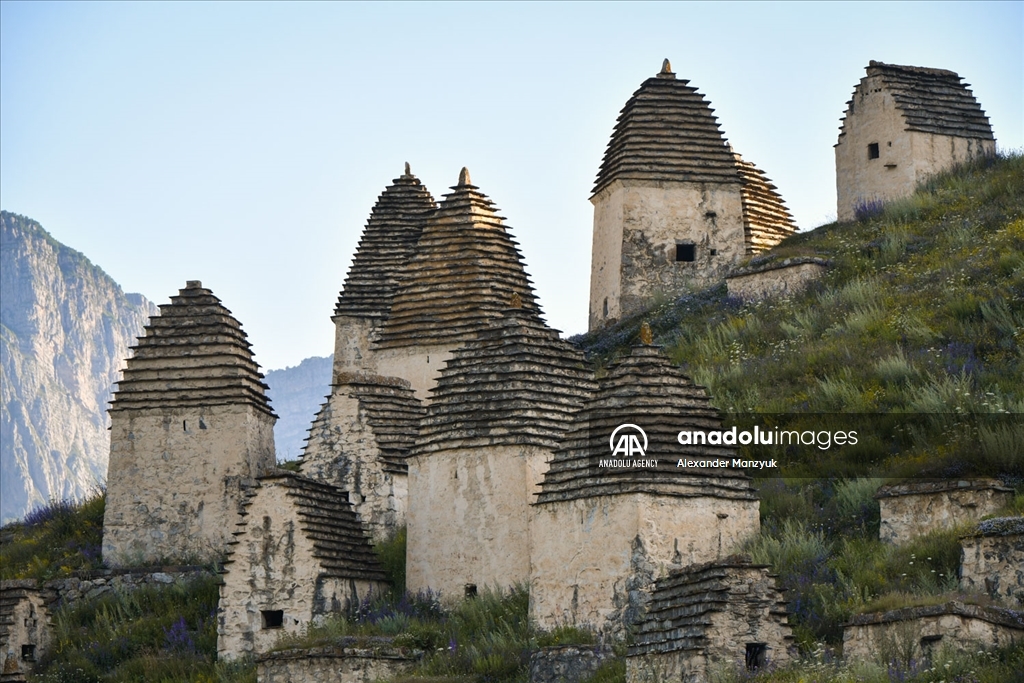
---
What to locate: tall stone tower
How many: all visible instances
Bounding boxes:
[589,60,796,330]
[406,307,595,596]
[835,61,995,221]
[373,168,540,397]
[103,281,276,565]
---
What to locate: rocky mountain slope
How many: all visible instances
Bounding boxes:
[264,355,333,462]
[0,211,157,524]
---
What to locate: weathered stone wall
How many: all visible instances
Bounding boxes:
[835,72,995,222]
[529,494,759,637]
[843,602,1024,663]
[877,482,1013,544]
[104,403,276,565]
[725,259,828,302]
[0,584,49,683]
[961,519,1024,607]
[331,316,380,381]
[589,180,745,329]
[217,482,382,660]
[301,392,406,541]
[406,445,549,597]
[374,345,455,401]
[257,643,421,683]
[530,645,614,683]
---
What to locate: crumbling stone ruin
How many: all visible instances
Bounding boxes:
[835,61,996,221]
[960,517,1024,607]
[218,473,387,661]
[102,281,277,565]
[843,601,1024,664]
[625,557,793,683]
[530,343,759,637]
[406,308,595,596]
[875,479,1014,544]
[725,257,829,302]
[588,59,797,330]
[0,582,49,683]
[257,640,422,683]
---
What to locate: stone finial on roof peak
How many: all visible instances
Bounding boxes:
[404,161,411,176]
[639,321,654,345]
[185,280,202,288]
[458,167,472,187]
[658,58,675,79]
[509,292,523,309]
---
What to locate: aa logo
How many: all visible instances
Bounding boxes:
[609,424,648,457]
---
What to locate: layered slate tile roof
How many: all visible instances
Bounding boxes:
[592,60,741,197]
[225,473,386,582]
[334,164,437,320]
[735,153,798,254]
[537,344,755,503]
[413,308,596,455]
[839,61,994,141]
[337,372,426,473]
[110,281,275,417]
[628,556,792,656]
[376,168,540,349]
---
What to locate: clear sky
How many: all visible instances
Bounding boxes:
[2,2,1021,371]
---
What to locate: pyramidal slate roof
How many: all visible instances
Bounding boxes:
[111,281,275,417]
[339,372,426,473]
[735,153,798,253]
[839,61,994,141]
[225,472,386,582]
[593,60,740,197]
[413,308,596,455]
[537,344,754,504]
[376,168,540,349]
[628,556,791,657]
[334,164,437,319]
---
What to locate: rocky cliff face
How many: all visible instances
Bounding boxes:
[264,355,333,462]
[0,211,157,524]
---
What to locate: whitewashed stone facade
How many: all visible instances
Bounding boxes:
[835,61,996,221]
[103,281,276,566]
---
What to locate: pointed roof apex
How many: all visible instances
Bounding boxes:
[639,321,654,345]
[458,167,472,187]
[657,58,675,79]
[185,280,202,288]
[404,161,412,176]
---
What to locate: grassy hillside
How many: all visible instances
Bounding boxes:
[573,153,1024,479]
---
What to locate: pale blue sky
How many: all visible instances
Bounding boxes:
[2,2,1021,371]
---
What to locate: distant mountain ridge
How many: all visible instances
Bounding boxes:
[0,211,157,524]
[265,355,333,462]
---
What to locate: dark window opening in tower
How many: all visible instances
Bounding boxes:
[676,244,696,262]
[745,643,767,671]
[868,143,880,159]
[261,610,284,629]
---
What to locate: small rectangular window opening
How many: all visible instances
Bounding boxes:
[868,143,880,160]
[261,610,284,629]
[745,643,767,671]
[675,244,696,262]
[22,644,36,661]
[464,583,478,598]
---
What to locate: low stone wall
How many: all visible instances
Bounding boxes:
[961,517,1024,607]
[43,566,209,611]
[725,258,828,302]
[876,480,1013,545]
[843,601,1024,663]
[530,645,614,683]
[257,641,422,683]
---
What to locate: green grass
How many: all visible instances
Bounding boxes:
[1,493,106,581]
[572,153,1024,477]
[29,574,254,683]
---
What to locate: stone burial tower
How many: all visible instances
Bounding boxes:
[102,280,277,566]
[835,61,995,221]
[589,60,797,330]
[373,167,542,398]
[529,341,759,637]
[405,306,596,597]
